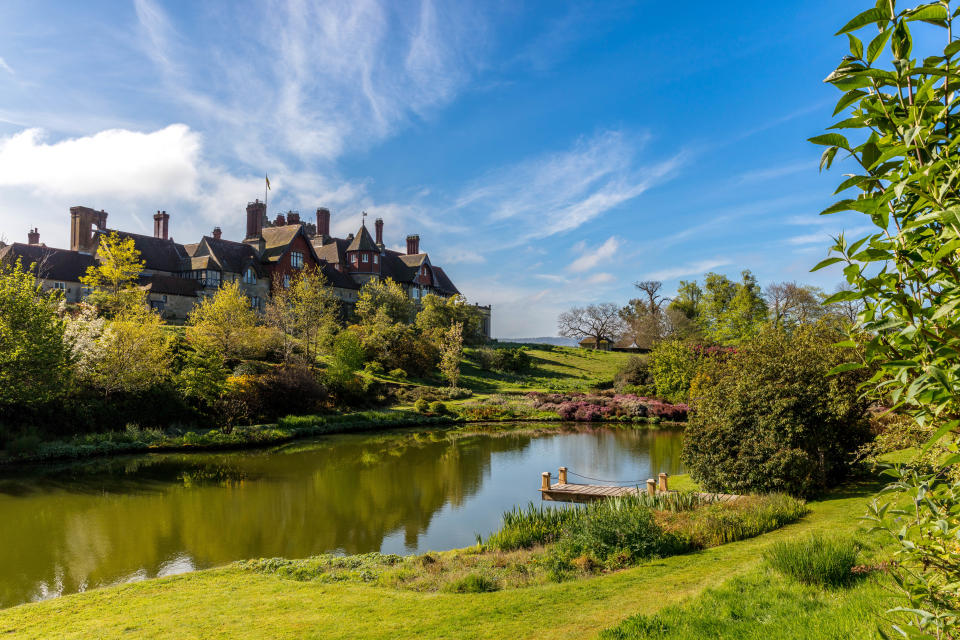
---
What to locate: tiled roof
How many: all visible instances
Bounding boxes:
[313,238,348,265]
[346,225,378,252]
[138,274,201,297]
[0,243,96,282]
[195,236,263,275]
[319,261,360,290]
[432,266,460,295]
[259,226,303,262]
[106,230,189,273]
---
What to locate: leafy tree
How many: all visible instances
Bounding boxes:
[80,231,145,317]
[79,310,172,397]
[683,323,870,498]
[176,349,231,415]
[699,271,768,345]
[328,330,365,384]
[765,282,827,330]
[186,281,258,359]
[355,278,414,325]
[439,322,464,388]
[357,310,438,376]
[557,303,626,346]
[813,3,960,635]
[290,268,341,361]
[416,293,484,344]
[669,280,703,322]
[0,259,71,409]
[649,340,699,403]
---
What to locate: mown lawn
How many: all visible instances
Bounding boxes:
[0,481,887,640]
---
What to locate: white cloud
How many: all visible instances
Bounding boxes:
[454,131,684,247]
[643,258,732,281]
[568,236,621,272]
[585,272,615,284]
[0,57,13,75]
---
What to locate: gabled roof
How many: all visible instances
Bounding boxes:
[106,230,189,273]
[346,224,378,252]
[319,261,360,290]
[0,243,96,282]
[313,237,348,265]
[398,252,427,268]
[259,225,320,264]
[194,236,263,275]
[432,266,460,295]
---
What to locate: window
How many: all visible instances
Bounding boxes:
[162,295,168,303]
[373,255,379,264]
[52,281,66,291]
[249,296,260,310]
[243,267,256,284]
[283,274,291,289]
[291,251,304,269]
[151,300,165,312]
[362,254,369,263]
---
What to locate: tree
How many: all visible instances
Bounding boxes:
[186,281,258,359]
[80,232,145,317]
[765,282,827,330]
[81,310,172,397]
[416,294,484,344]
[668,280,703,322]
[695,271,768,345]
[355,278,415,325]
[265,268,339,364]
[683,323,870,498]
[557,303,626,346]
[328,330,365,384]
[438,322,464,388]
[813,4,960,635]
[0,259,71,410]
[649,340,699,403]
[620,281,668,348]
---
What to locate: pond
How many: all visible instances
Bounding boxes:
[0,423,684,609]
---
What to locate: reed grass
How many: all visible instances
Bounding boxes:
[764,533,859,587]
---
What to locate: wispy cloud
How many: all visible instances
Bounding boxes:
[0,57,13,75]
[454,131,684,247]
[643,258,732,281]
[569,236,621,272]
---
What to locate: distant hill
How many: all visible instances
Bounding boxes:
[497,336,578,347]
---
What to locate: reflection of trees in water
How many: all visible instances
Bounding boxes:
[0,426,682,609]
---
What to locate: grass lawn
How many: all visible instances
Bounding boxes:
[0,480,887,640]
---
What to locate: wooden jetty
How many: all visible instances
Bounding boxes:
[539,467,739,503]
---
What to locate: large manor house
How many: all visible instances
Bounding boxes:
[0,202,491,337]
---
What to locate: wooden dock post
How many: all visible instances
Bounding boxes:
[658,473,668,492]
[646,479,656,496]
[558,467,568,484]
[541,472,552,491]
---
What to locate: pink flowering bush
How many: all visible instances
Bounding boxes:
[526,392,688,422]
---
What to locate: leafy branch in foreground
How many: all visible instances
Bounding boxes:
[814,2,960,637]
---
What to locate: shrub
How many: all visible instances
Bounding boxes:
[471,347,497,371]
[363,361,385,375]
[414,398,429,413]
[764,534,858,587]
[614,356,652,392]
[428,401,447,415]
[388,368,407,380]
[445,573,500,593]
[649,340,699,403]
[682,324,871,498]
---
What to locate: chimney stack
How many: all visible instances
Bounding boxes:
[275,213,287,226]
[316,207,330,237]
[288,212,300,225]
[375,218,384,247]
[246,200,266,239]
[153,210,170,240]
[27,228,39,245]
[406,234,420,255]
[212,227,222,240]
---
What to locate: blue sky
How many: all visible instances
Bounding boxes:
[0,0,867,336]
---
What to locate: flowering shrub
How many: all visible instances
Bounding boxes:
[527,392,688,422]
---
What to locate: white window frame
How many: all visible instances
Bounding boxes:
[362,254,369,263]
[291,251,304,269]
[283,274,291,289]
[244,267,256,284]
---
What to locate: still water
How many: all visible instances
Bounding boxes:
[0,423,684,608]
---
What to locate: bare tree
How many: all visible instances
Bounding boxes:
[633,280,666,315]
[558,303,626,347]
[619,280,668,348]
[765,282,826,329]
[826,283,865,327]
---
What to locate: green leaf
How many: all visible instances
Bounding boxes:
[836,8,887,35]
[820,199,856,215]
[820,146,839,171]
[892,20,913,59]
[867,29,892,63]
[825,289,863,304]
[907,4,948,23]
[922,419,959,452]
[861,142,881,170]
[809,133,851,149]
[847,33,864,59]
[811,256,844,271]
[833,89,867,115]
[828,362,866,375]
[945,39,960,58]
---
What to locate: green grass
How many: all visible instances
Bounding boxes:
[764,534,860,587]
[0,483,886,640]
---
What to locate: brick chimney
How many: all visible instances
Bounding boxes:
[275,213,287,226]
[70,206,109,253]
[212,227,222,240]
[375,217,384,247]
[153,210,170,240]
[27,228,39,245]
[406,234,420,255]
[246,200,266,239]
[288,212,300,225]
[316,207,330,237]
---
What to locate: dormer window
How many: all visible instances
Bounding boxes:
[290,251,304,269]
[243,267,256,284]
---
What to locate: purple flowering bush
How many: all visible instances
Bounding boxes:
[526,392,688,423]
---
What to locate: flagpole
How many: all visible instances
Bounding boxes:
[264,174,268,219]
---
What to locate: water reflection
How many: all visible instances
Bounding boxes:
[0,424,683,608]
